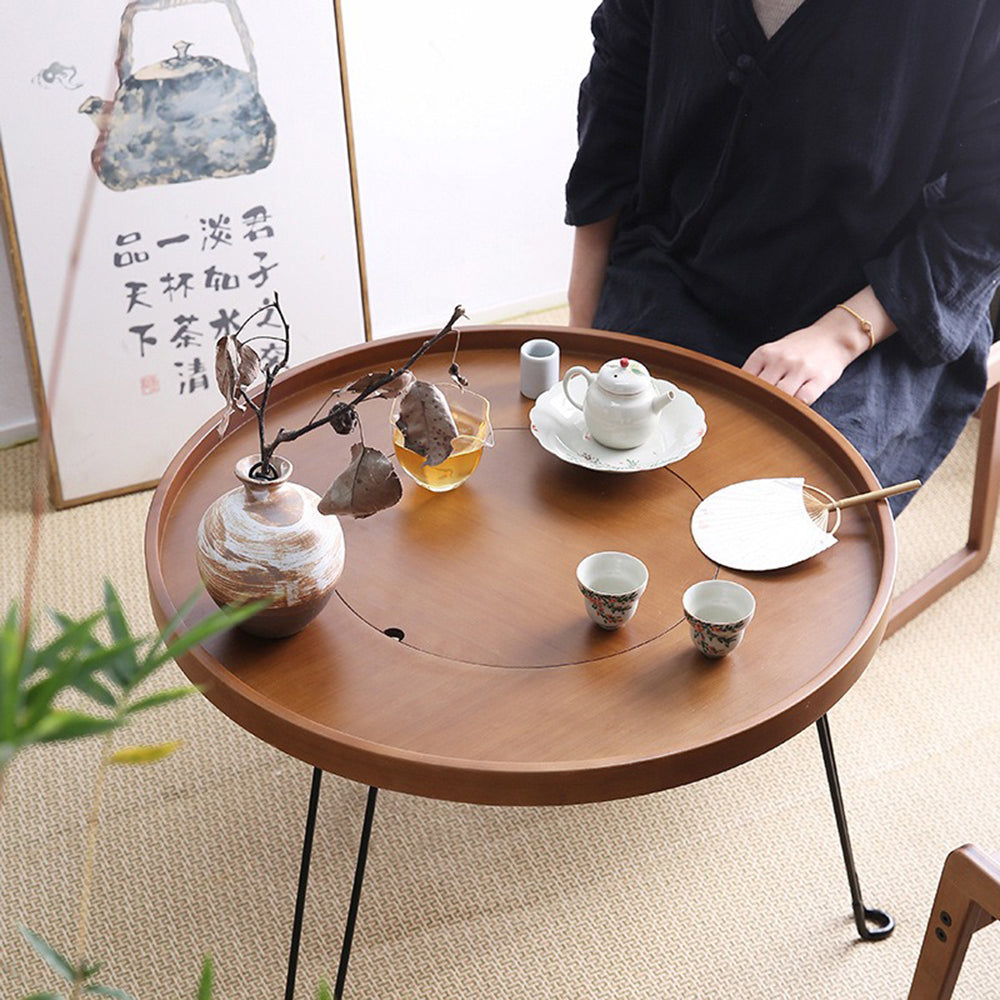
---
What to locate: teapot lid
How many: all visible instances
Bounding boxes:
[596,357,652,396]
[133,41,220,81]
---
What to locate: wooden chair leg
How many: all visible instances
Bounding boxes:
[968,382,1000,554]
[908,845,1000,1000]
[886,381,1000,637]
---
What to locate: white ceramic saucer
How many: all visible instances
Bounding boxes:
[528,376,707,472]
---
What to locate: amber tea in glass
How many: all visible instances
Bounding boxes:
[391,384,493,492]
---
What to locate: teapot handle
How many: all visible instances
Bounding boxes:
[116,0,259,86]
[562,366,594,412]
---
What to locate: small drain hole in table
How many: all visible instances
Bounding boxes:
[383,627,405,641]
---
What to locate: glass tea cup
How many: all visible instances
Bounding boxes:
[390,383,494,492]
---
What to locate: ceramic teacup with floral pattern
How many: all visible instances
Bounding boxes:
[576,551,649,630]
[682,580,756,658]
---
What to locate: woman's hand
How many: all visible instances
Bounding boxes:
[742,288,896,405]
[742,322,862,405]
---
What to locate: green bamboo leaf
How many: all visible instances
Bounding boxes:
[141,588,202,668]
[28,710,121,746]
[154,600,269,668]
[71,673,118,709]
[124,686,200,716]
[108,740,183,765]
[99,646,143,693]
[0,603,24,742]
[2,599,19,632]
[46,607,140,695]
[20,992,65,999]
[105,656,161,699]
[35,612,104,670]
[84,985,135,999]
[28,613,104,701]
[102,581,131,645]
[16,924,75,981]
[10,603,40,684]
[22,637,138,729]
[124,593,257,694]
[197,955,214,1000]
[77,639,144,681]
[2,601,25,673]
[315,980,334,1000]
[100,583,144,689]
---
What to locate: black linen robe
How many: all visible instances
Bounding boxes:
[566,0,1000,512]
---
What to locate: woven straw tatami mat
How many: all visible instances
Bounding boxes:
[3,311,1000,999]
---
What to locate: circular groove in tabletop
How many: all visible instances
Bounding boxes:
[335,427,714,668]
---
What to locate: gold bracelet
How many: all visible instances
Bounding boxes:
[836,303,876,351]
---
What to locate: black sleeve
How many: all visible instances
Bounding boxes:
[565,0,653,227]
[864,7,1000,365]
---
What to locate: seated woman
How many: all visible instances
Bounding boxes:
[566,0,1000,513]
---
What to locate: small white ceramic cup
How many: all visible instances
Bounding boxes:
[576,551,649,630]
[682,580,756,658]
[520,339,560,399]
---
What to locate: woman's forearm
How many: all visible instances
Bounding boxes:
[568,214,620,327]
[741,285,898,405]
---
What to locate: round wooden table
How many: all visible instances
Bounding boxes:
[147,324,894,803]
[145,326,897,994]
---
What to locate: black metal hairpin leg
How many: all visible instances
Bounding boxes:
[285,766,324,1000]
[334,785,379,999]
[816,714,894,941]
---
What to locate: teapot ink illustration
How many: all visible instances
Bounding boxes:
[562,357,674,450]
[79,0,276,191]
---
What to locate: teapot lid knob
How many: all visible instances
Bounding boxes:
[173,40,193,60]
[597,357,652,396]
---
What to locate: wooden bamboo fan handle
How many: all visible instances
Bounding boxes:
[823,479,921,511]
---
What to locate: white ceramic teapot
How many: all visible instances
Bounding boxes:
[562,358,674,449]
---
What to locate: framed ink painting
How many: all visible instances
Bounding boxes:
[0,0,366,505]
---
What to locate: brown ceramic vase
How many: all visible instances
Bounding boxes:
[195,456,345,637]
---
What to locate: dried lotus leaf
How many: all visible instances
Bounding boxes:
[215,334,239,394]
[238,342,261,385]
[394,381,458,467]
[318,444,403,518]
[214,335,260,436]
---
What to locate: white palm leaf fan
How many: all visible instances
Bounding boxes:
[690,477,919,572]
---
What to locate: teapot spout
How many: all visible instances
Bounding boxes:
[652,387,675,413]
[78,96,112,132]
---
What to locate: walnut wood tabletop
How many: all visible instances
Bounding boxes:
[145,326,896,807]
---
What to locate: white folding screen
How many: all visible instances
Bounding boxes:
[340,1,594,336]
[0,0,597,503]
[0,0,364,504]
